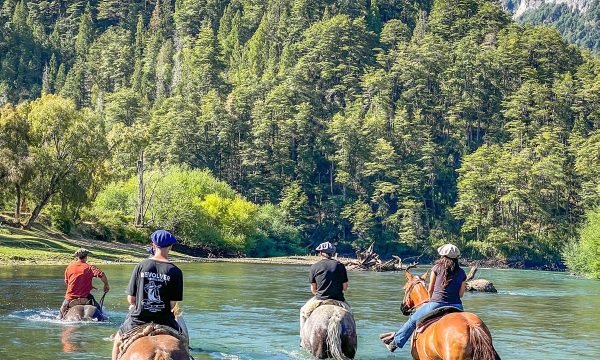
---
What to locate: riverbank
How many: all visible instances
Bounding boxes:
[0,225,564,270]
[0,225,330,266]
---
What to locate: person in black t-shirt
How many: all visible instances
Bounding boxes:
[111,230,183,360]
[300,242,350,333]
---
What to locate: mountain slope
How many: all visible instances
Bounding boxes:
[502,0,599,51]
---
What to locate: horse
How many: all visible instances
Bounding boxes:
[119,332,190,360]
[117,313,191,360]
[62,293,106,322]
[384,270,500,360]
[300,302,357,360]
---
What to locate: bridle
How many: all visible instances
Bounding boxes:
[401,276,429,316]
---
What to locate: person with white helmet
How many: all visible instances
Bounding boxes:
[385,243,467,352]
[299,241,350,335]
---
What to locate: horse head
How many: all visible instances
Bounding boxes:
[400,270,429,316]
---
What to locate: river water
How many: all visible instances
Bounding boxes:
[0,262,598,359]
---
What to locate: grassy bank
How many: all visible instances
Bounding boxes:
[0,225,196,265]
[0,224,322,266]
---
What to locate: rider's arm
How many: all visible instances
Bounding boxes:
[428,271,436,297]
[459,281,467,298]
[342,282,348,292]
[100,274,110,292]
[310,282,317,295]
[127,295,136,305]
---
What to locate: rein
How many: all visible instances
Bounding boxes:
[98,291,107,312]
[402,278,429,315]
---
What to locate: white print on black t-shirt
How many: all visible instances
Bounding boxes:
[141,271,171,281]
[142,275,167,312]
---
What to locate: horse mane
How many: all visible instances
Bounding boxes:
[326,307,352,360]
[153,350,172,360]
[469,325,499,360]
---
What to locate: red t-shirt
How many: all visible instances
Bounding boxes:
[64,260,105,300]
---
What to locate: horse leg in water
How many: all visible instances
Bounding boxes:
[119,334,189,360]
[63,305,103,321]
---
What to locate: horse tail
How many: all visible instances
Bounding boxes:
[327,308,351,360]
[469,324,500,360]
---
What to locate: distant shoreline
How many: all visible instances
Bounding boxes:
[0,224,565,271]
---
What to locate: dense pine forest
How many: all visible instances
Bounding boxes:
[0,0,599,276]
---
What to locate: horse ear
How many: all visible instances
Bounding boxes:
[421,271,428,281]
[404,270,412,281]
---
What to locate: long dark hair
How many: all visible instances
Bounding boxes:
[435,256,460,288]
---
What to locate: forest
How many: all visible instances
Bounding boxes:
[0,0,599,277]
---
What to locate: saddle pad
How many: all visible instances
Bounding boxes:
[416,306,463,329]
[304,299,352,319]
[68,298,91,307]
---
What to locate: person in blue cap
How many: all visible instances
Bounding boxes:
[111,230,184,360]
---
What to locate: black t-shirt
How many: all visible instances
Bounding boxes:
[309,258,348,301]
[127,259,183,325]
[430,263,466,304]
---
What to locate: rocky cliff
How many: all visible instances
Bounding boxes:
[502,0,592,17]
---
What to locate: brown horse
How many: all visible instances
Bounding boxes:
[391,270,500,360]
[118,318,191,360]
[301,304,357,359]
[119,334,189,360]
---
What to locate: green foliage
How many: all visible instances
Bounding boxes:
[90,166,299,255]
[47,205,74,234]
[0,0,599,264]
[564,209,600,278]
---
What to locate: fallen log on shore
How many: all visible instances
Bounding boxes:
[344,243,417,271]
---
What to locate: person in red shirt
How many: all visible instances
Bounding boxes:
[58,248,110,319]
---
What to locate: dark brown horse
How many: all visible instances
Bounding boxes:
[394,270,500,360]
[301,304,357,359]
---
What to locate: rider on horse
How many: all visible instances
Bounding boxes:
[111,230,184,360]
[300,242,351,333]
[58,248,110,319]
[385,243,467,352]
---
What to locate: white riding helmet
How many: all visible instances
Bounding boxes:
[315,242,336,255]
[437,244,460,259]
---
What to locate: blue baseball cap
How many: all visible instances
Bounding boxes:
[151,230,177,248]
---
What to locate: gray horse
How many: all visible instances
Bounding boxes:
[301,304,357,359]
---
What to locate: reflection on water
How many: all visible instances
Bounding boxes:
[1,263,599,359]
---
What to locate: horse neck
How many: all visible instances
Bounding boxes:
[412,283,430,310]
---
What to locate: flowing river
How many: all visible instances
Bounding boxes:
[0,262,599,359]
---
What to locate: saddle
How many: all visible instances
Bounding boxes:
[304,299,352,319]
[411,306,463,348]
[68,298,92,307]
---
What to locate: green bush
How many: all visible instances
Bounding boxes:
[47,206,74,234]
[87,165,301,255]
[564,209,600,279]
